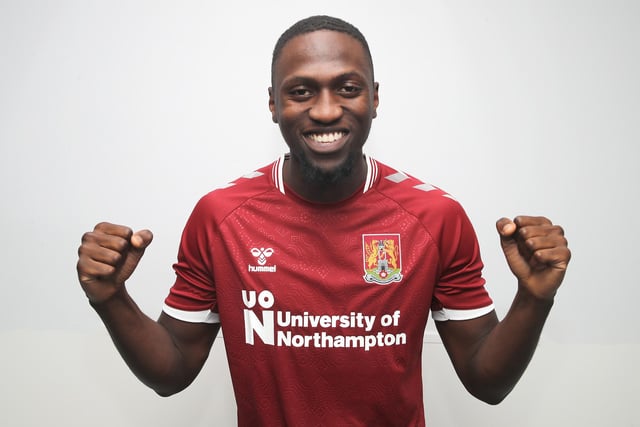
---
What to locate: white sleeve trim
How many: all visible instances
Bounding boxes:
[432,304,495,322]
[162,304,220,324]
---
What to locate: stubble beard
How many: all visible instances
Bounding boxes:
[293,150,357,185]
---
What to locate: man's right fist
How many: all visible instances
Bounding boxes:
[77,222,153,304]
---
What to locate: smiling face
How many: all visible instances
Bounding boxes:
[269,30,379,197]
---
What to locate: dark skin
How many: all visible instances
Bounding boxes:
[77,30,570,402]
[268,31,378,203]
[77,223,218,396]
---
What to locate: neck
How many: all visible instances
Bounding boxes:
[283,154,367,204]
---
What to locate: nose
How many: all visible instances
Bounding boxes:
[308,89,342,123]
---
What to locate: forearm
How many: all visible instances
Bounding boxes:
[90,288,190,396]
[440,215,569,404]
[468,288,553,403]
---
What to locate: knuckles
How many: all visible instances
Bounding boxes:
[517,223,566,240]
[80,228,131,252]
[93,222,133,239]
[77,226,131,271]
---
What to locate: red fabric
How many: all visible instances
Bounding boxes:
[165,156,492,426]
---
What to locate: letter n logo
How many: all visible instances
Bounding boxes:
[244,309,274,345]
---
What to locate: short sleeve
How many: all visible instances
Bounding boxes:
[430,199,494,321]
[164,196,220,323]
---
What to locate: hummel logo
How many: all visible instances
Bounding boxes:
[250,248,274,265]
[248,248,277,273]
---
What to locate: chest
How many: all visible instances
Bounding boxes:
[213,197,440,318]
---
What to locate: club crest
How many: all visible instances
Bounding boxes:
[362,234,403,285]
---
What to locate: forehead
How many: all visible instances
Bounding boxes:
[273,30,372,84]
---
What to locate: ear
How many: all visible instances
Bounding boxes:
[268,87,278,123]
[372,82,380,118]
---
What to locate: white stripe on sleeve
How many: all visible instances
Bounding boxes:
[432,304,495,322]
[163,304,220,324]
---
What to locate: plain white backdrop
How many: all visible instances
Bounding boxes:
[1,1,638,425]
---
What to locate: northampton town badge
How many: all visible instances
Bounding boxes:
[362,234,403,284]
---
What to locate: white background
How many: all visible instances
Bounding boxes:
[1,0,639,425]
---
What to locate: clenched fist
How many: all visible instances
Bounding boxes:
[77,222,153,304]
[497,216,570,301]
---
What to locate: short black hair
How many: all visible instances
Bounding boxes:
[271,15,374,84]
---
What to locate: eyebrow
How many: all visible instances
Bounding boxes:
[280,71,370,88]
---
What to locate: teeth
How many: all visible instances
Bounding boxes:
[308,132,345,143]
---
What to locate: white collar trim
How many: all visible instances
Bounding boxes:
[272,153,377,195]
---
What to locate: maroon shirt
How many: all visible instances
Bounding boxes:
[164,155,493,426]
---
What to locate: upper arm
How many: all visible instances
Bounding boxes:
[435,311,498,389]
[156,312,220,394]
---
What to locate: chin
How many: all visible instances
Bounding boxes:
[296,151,356,184]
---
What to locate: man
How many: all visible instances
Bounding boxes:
[77,15,570,426]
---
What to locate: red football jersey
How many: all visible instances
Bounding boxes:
[164,155,493,426]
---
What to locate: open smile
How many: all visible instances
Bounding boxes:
[303,131,349,153]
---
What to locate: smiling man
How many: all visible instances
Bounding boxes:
[77,16,570,426]
[269,27,378,202]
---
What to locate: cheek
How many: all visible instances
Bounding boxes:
[275,109,302,143]
[276,105,303,129]
[350,98,376,119]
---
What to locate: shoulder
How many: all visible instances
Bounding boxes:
[370,158,465,218]
[368,158,477,247]
[190,161,278,223]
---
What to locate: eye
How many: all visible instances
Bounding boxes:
[338,84,362,97]
[288,87,313,100]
